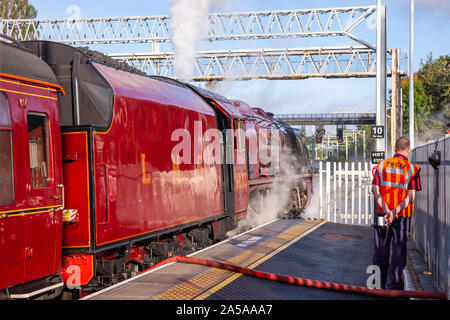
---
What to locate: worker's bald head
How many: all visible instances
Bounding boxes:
[395,136,411,154]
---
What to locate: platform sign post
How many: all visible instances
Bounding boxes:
[409,0,415,149]
[376,1,387,158]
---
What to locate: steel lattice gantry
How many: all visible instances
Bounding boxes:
[1,5,404,80]
[1,6,376,47]
[108,47,402,80]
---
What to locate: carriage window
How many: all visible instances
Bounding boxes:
[0,93,14,204]
[239,120,245,150]
[233,119,246,151]
[233,119,239,150]
[28,113,50,188]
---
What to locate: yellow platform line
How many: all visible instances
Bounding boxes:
[194,220,327,300]
[153,219,326,300]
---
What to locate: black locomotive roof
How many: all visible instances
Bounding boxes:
[22,41,189,88]
[0,40,59,85]
[21,40,115,128]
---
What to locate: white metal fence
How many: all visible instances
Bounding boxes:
[318,161,375,225]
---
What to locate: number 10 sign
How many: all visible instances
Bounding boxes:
[371,126,385,139]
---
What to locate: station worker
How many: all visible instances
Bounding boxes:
[371,136,422,290]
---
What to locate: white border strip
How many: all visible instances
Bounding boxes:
[82,218,280,300]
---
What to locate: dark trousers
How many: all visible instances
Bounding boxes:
[373,216,410,290]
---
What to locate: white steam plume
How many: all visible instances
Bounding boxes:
[226,149,309,237]
[302,178,320,220]
[169,0,229,81]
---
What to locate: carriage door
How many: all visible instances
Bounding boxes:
[0,92,27,289]
[233,119,248,215]
[24,106,62,282]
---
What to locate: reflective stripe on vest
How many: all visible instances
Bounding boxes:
[376,157,419,217]
[378,159,415,189]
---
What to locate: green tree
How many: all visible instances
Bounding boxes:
[401,75,443,142]
[418,54,450,114]
[0,0,37,19]
[400,54,450,141]
[356,125,375,162]
[1,0,38,40]
[388,53,449,143]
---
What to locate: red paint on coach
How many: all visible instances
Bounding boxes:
[0,73,63,291]
[196,95,249,219]
[232,100,260,180]
[61,132,91,248]
[88,63,224,247]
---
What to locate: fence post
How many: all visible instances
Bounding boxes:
[344,162,348,224]
[365,162,369,225]
[358,162,362,225]
[319,161,323,219]
[333,162,337,223]
[351,162,355,224]
[326,162,331,221]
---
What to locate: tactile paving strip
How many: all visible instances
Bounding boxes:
[320,233,362,240]
[153,219,326,300]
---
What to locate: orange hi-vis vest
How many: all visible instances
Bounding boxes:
[376,157,420,217]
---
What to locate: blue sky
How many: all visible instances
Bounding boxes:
[32,0,450,132]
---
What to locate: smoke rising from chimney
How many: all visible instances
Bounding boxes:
[169,0,230,81]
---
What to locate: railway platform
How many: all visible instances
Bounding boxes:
[83,218,443,301]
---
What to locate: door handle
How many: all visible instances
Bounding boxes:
[25,247,33,259]
[57,184,64,209]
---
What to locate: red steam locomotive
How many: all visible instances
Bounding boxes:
[0,39,311,299]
